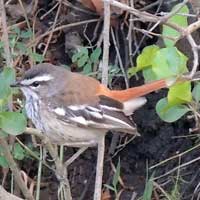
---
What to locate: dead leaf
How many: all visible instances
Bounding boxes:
[80,0,128,15]
[81,0,97,11]
[6,2,33,19]
[101,189,112,200]
[91,0,104,14]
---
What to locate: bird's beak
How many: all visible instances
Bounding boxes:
[10,81,22,87]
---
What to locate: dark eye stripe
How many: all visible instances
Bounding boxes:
[30,81,47,87]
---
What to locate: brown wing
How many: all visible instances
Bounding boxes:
[46,74,137,134]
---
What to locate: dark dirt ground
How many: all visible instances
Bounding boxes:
[2,0,200,199]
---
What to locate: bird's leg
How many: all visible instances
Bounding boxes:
[93,135,105,200]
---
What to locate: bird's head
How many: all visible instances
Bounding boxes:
[11,63,69,100]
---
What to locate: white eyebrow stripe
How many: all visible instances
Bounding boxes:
[21,74,54,85]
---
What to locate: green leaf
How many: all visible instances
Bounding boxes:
[13,143,25,160]
[0,112,27,135]
[16,42,27,54]
[1,67,15,85]
[72,51,83,63]
[0,84,11,99]
[0,130,8,138]
[143,173,154,200]
[162,4,189,47]
[77,54,89,68]
[137,45,160,68]
[30,52,44,63]
[152,47,188,79]
[142,68,158,82]
[79,47,88,56]
[104,184,115,192]
[20,30,33,38]
[90,47,101,63]
[83,62,92,74]
[128,45,160,78]
[168,81,192,105]
[72,47,89,66]
[0,41,4,49]
[192,82,200,102]
[9,35,17,49]
[0,156,9,168]
[12,26,21,35]
[156,98,190,122]
[112,158,120,189]
[0,68,15,100]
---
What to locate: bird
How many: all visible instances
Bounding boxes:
[10,63,189,200]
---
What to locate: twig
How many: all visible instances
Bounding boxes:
[28,19,99,47]
[182,20,200,37]
[111,28,129,88]
[0,139,34,200]
[101,0,111,86]
[133,26,177,40]
[40,2,59,20]
[0,1,34,199]
[187,34,199,78]
[42,1,62,57]
[18,0,31,30]
[0,0,12,67]
[16,137,53,170]
[140,0,160,11]
[152,156,200,181]
[94,135,105,200]
[35,146,42,200]
[153,182,172,200]
[106,0,184,32]
[130,191,137,200]
[24,128,72,199]
[150,142,200,169]
[162,0,189,21]
[108,0,200,79]
[64,147,88,167]
[44,140,72,200]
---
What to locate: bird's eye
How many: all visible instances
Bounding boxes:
[31,81,40,87]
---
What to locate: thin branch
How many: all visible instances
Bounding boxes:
[101,0,111,86]
[111,28,129,88]
[28,19,99,47]
[0,139,34,200]
[42,0,62,57]
[187,34,199,77]
[153,156,200,181]
[0,0,12,67]
[0,1,34,199]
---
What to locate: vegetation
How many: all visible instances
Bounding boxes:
[0,0,200,199]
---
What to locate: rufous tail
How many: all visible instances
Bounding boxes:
[97,75,198,102]
[109,79,168,102]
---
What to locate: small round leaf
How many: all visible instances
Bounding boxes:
[0,156,9,168]
[0,112,27,135]
[13,143,25,160]
[156,98,190,122]
[192,82,200,102]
